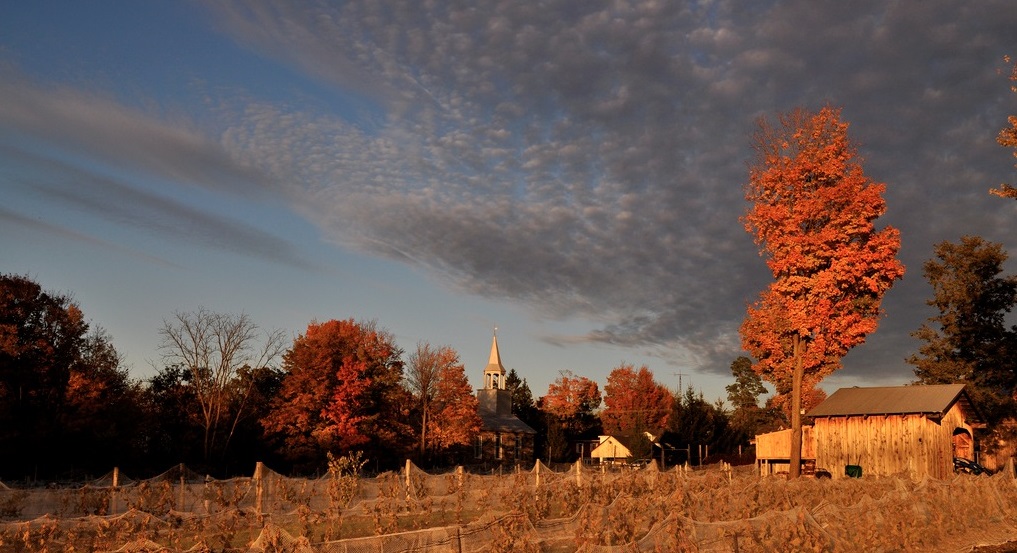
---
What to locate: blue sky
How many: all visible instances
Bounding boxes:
[2,1,1016,404]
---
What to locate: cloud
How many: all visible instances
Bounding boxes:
[0,204,180,268]
[0,74,271,198]
[5,0,1013,388]
[204,0,1017,383]
[0,83,318,270]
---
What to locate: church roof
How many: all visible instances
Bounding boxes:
[485,333,505,374]
[479,411,537,434]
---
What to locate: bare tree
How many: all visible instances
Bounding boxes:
[405,342,442,457]
[159,307,285,462]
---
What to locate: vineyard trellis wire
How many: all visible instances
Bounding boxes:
[1,459,1017,552]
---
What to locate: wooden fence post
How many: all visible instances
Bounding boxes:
[405,459,412,499]
[178,463,186,511]
[534,460,540,488]
[110,467,119,515]
[254,461,264,517]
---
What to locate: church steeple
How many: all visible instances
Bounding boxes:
[484,329,506,390]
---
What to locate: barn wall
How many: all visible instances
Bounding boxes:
[755,427,816,460]
[814,408,967,479]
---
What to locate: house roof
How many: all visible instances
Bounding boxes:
[807,384,980,421]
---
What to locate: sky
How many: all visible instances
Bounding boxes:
[2,1,1016,405]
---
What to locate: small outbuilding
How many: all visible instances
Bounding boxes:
[589,433,656,465]
[807,383,982,479]
[754,426,818,476]
[590,435,637,464]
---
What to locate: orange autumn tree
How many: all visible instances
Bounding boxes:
[601,363,672,437]
[541,370,602,428]
[405,342,481,457]
[992,56,1017,199]
[427,353,481,451]
[541,370,601,460]
[261,319,411,470]
[740,106,905,478]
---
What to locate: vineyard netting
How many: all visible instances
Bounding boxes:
[1,460,1016,552]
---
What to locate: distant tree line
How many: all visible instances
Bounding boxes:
[0,273,788,481]
[4,228,1015,481]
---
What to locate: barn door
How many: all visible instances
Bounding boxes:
[952,428,974,460]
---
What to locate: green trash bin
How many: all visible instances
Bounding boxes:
[845,465,862,478]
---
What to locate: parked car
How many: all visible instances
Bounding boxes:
[953,457,990,475]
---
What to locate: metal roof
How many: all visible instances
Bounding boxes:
[806,384,978,420]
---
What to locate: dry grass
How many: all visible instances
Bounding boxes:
[1,463,1015,552]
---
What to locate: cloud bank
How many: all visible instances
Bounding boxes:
[209,0,1017,380]
[4,0,1017,384]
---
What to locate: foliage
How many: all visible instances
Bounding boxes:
[725,357,784,443]
[539,371,602,461]
[158,308,285,466]
[991,55,1017,199]
[725,356,767,411]
[601,363,672,437]
[426,347,481,452]
[541,370,601,424]
[62,328,148,472]
[504,369,540,430]
[0,273,145,478]
[405,342,441,457]
[908,236,1017,429]
[145,364,203,466]
[664,385,732,462]
[404,342,481,461]
[326,450,367,510]
[261,319,411,471]
[740,106,904,477]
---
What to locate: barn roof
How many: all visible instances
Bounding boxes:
[807,384,980,421]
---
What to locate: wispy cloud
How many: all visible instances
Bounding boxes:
[0,85,319,270]
[0,74,270,197]
[0,205,180,268]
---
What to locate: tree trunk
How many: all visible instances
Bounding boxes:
[790,334,804,479]
[420,407,428,457]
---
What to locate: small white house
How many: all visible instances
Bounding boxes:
[589,433,655,464]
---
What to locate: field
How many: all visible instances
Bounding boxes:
[1,460,1016,552]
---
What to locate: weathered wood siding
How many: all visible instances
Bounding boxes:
[813,404,970,479]
[755,427,816,460]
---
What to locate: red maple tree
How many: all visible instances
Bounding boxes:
[426,350,481,450]
[261,319,411,468]
[740,106,904,477]
[541,370,601,426]
[601,364,672,437]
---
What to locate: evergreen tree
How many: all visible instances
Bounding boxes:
[908,236,1017,428]
[505,368,540,430]
[725,356,781,442]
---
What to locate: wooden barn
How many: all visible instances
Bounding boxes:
[754,426,817,476]
[807,384,982,479]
